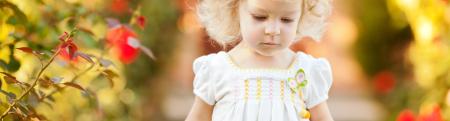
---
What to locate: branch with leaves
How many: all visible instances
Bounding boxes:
[0,28,119,120]
[0,0,166,120]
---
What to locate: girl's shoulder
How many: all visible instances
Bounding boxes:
[295,51,331,69]
[192,51,228,74]
[296,51,333,108]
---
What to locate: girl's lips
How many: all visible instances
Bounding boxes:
[260,43,280,47]
[261,42,279,45]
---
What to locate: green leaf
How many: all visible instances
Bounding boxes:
[7,57,20,72]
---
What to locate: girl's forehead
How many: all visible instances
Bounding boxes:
[244,0,303,4]
[243,0,302,12]
[269,0,303,3]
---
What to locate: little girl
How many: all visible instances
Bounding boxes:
[186,0,333,120]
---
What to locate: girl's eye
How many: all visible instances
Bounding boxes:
[252,15,267,21]
[281,18,294,23]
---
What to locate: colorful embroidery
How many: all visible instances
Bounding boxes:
[257,79,262,100]
[287,68,308,93]
[245,80,249,101]
[291,88,295,103]
[269,80,273,99]
[287,68,310,119]
[298,86,310,119]
[280,80,285,100]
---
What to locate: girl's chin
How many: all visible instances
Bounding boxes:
[253,49,282,57]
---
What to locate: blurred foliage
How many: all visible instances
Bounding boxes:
[0,0,180,120]
[123,0,179,93]
[353,0,413,76]
[353,0,450,120]
[121,0,179,120]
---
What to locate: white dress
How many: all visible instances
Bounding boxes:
[193,51,333,121]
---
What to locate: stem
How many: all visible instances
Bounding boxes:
[42,44,108,101]
[0,48,62,119]
[41,62,95,100]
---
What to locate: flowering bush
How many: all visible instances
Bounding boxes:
[0,0,159,120]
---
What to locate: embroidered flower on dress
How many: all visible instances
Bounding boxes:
[288,68,311,119]
[287,68,308,93]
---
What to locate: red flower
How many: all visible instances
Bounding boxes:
[110,0,129,14]
[136,15,146,30]
[106,25,140,64]
[418,106,443,121]
[397,109,415,121]
[58,33,79,62]
[373,71,396,94]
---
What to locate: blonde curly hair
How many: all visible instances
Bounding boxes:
[196,0,332,46]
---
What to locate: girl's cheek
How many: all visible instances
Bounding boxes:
[248,32,261,43]
[286,26,298,36]
[281,27,297,43]
[247,24,264,38]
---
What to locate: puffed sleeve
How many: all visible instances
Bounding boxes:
[192,55,216,105]
[304,58,333,109]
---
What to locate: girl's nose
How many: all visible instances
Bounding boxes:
[265,20,281,36]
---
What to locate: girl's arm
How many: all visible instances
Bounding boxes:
[185,97,214,121]
[310,102,334,121]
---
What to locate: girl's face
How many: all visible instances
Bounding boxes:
[238,0,302,56]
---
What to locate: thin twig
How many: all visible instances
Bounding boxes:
[41,62,95,100]
[0,48,62,119]
[41,42,109,101]
[0,29,77,119]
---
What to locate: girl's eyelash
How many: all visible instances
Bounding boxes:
[251,14,294,23]
[252,15,267,21]
[281,18,294,23]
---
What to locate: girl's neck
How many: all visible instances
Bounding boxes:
[227,42,296,69]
